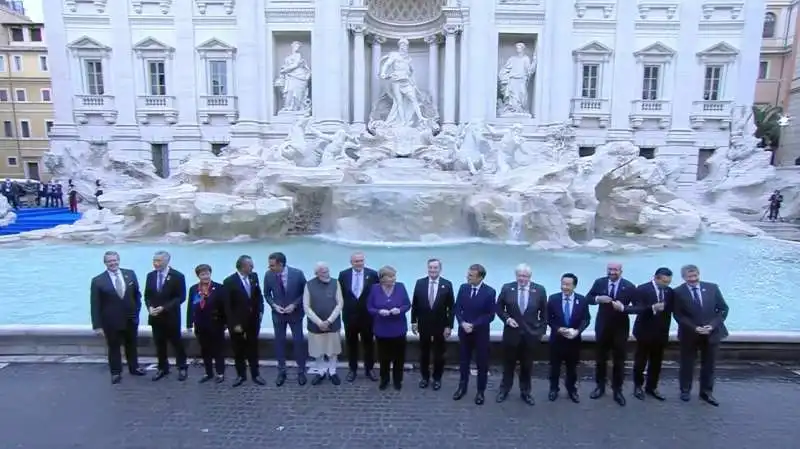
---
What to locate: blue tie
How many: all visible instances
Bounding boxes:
[563,297,571,326]
[157,272,164,291]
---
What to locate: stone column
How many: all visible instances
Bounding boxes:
[230,0,261,142]
[425,34,440,108]
[370,35,385,109]
[43,0,78,138]
[351,24,367,125]
[443,25,460,126]
[607,0,637,138]
[669,5,702,130]
[107,0,144,158]
[543,0,573,123]
[311,0,345,128]
[170,0,202,164]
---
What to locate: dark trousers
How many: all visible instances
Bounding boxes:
[273,318,306,372]
[4,194,17,208]
[151,322,187,371]
[230,323,260,378]
[769,206,780,220]
[549,341,580,393]
[35,195,41,206]
[418,328,446,381]
[633,339,666,390]
[195,326,225,376]
[594,331,627,391]
[69,196,78,213]
[345,319,375,372]
[679,337,718,394]
[458,331,489,392]
[500,338,534,393]
[104,319,140,375]
[376,336,406,386]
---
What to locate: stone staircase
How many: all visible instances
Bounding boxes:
[734,212,800,241]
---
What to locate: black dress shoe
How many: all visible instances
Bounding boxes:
[215,375,224,384]
[198,374,213,384]
[330,374,341,385]
[365,370,378,381]
[379,380,390,390]
[177,369,188,382]
[633,386,645,400]
[680,392,691,402]
[232,377,246,387]
[613,391,626,406]
[474,392,485,405]
[297,372,307,386]
[568,391,580,403]
[589,387,605,399]
[111,374,122,384]
[346,370,357,382]
[311,374,326,386]
[393,383,402,391]
[452,386,466,400]
[432,380,442,391]
[646,389,666,401]
[699,393,719,407]
[129,368,146,376]
[152,370,168,381]
[521,392,535,405]
[275,371,287,387]
[252,375,266,386]
[548,390,558,401]
[495,390,509,403]
[419,379,430,389]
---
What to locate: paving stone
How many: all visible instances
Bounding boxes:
[0,363,797,449]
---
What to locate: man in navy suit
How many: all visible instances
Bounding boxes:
[338,252,379,382]
[631,267,675,401]
[144,250,188,382]
[586,262,636,406]
[222,255,266,387]
[90,250,146,384]
[547,273,591,403]
[673,264,729,406]
[264,252,308,386]
[452,264,496,405]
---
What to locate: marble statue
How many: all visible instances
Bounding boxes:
[497,42,537,117]
[486,123,524,173]
[274,41,312,114]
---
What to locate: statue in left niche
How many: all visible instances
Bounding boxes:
[275,41,312,114]
[497,42,537,117]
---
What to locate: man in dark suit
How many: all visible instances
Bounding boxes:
[223,255,266,387]
[452,264,496,405]
[495,263,548,405]
[547,273,591,403]
[673,264,729,406]
[337,251,379,382]
[144,250,188,381]
[264,252,308,386]
[631,267,675,401]
[410,258,455,390]
[586,262,636,406]
[90,250,146,384]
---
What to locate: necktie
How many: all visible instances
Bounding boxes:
[609,282,616,299]
[657,287,664,303]
[353,272,362,297]
[114,273,125,298]
[277,272,285,295]
[157,271,164,291]
[518,287,528,312]
[563,298,571,325]
[471,286,478,298]
[691,286,701,306]
[428,281,436,307]
[243,276,251,297]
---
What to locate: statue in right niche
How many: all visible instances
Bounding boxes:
[497,42,537,117]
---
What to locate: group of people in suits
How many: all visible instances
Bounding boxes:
[89,250,730,408]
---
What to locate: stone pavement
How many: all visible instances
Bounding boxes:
[0,362,798,449]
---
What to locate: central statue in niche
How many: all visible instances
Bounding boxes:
[369,38,439,134]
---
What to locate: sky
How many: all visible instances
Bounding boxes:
[23,0,42,22]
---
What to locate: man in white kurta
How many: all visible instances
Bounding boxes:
[303,262,345,385]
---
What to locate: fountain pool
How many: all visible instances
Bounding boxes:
[1,235,797,331]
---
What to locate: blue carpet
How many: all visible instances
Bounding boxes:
[0,207,81,236]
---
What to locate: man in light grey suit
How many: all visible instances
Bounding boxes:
[495,263,548,405]
[673,264,729,406]
[264,251,308,386]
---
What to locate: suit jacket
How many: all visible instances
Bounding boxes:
[185,281,225,330]
[222,272,264,330]
[631,282,674,343]
[410,276,455,334]
[143,268,186,327]
[90,269,141,332]
[454,283,497,337]
[673,281,729,344]
[586,276,637,337]
[263,266,307,322]
[496,281,548,345]
[337,267,379,325]
[546,293,591,344]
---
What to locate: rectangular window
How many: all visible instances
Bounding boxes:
[40,89,51,102]
[703,65,723,101]
[3,121,13,137]
[211,143,226,156]
[85,59,104,95]
[0,55,6,72]
[758,61,769,79]
[10,27,23,42]
[151,143,169,178]
[0,89,8,102]
[642,65,660,100]
[19,120,30,138]
[6,156,17,167]
[39,55,48,72]
[581,64,599,99]
[30,28,42,42]
[697,148,716,180]
[12,55,22,72]
[639,147,656,159]
[45,120,53,135]
[15,88,26,102]
[147,60,167,96]
[578,146,596,157]
[208,60,228,96]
